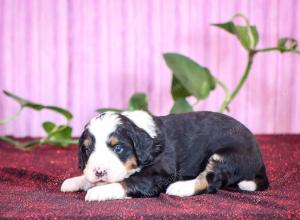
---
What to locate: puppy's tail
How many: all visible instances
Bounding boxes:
[238,165,269,191]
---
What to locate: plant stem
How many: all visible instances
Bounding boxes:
[0,136,21,146]
[0,106,23,125]
[219,51,255,112]
[18,139,43,150]
[215,78,230,111]
[255,48,300,55]
[255,47,279,53]
[232,13,250,26]
[0,135,78,150]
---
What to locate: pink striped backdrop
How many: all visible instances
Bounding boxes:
[0,0,299,136]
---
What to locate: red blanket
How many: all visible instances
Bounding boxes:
[0,135,299,219]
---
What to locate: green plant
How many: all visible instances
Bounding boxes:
[0,91,147,150]
[0,13,299,150]
[0,90,76,150]
[165,14,299,113]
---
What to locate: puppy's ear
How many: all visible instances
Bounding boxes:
[130,126,162,166]
[78,146,87,170]
[78,133,88,170]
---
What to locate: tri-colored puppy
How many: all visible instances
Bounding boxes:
[61,111,269,201]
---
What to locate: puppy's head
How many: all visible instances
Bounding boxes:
[78,111,161,183]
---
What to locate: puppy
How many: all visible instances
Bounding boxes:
[61,111,269,201]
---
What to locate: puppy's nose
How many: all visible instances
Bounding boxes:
[95,170,107,177]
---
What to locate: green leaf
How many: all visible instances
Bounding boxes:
[49,140,75,147]
[3,90,73,120]
[235,25,259,50]
[95,108,123,113]
[171,75,191,100]
[212,21,236,34]
[3,90,43,109]
[96,93,148,113]
[47,125,72,143]
[213,21,259,50]
[163,53,216,100]
[128,93,148,111]
[42,121,56,134]
[170,98,193,113]
[43,106,73,120]
[277,38,297,52]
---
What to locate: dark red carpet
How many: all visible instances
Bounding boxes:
[0,135,299,219]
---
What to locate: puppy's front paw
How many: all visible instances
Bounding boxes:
[85,183,126,201]
[61,176,88,192]
[61,178,80,192]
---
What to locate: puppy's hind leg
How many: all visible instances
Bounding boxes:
[166,153,236,197]
[165,154,218,197]
[166,178,207,197]
[238,165,269,191]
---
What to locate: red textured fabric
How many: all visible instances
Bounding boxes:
[0,135,299,219]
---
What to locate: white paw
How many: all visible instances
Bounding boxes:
[61,176,92,192]
[166,180,196,197]
[61,178,81,192]
[85,183,126,201]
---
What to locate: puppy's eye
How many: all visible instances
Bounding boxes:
[113,144,124,154]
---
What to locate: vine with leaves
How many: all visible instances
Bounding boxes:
[0,14,299,150]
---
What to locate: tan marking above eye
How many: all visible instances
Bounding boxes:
[83,138,91,147]
[109,136,119,146]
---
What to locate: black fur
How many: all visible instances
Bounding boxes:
[78,130,95,170]
[116,115,163,166]
[123,111,269,197]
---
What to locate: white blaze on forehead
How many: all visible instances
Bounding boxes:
[84,112,128,183]
[122,110,157,138]
[88,112,121,142]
